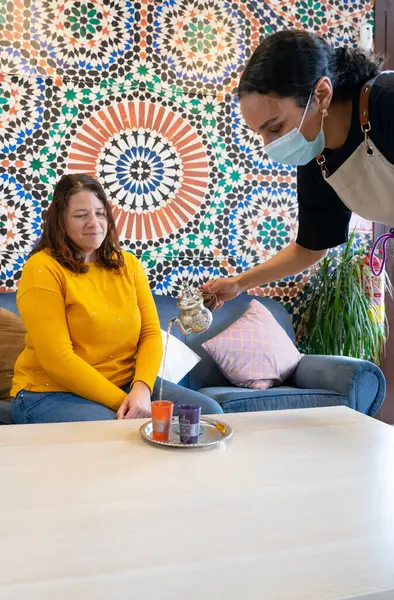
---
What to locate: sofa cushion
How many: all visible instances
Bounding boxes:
[0,308,25,400]
[185,295,295,391]
[154,294,185,342]
[0,400,13,424]
[0,292,18,316]
[201,300,301,390]
[199,386,347,413]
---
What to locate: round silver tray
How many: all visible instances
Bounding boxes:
[139,417,233,449]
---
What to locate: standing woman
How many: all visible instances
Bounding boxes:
[203,29,394,303]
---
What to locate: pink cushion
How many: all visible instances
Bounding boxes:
[202,300,302,389]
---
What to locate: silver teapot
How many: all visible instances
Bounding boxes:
[173,287,215,336]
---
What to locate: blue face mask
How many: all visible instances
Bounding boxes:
[264,93,325,167]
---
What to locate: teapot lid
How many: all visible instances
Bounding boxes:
[177,286,203,310]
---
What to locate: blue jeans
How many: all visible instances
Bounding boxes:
[11,378,223,424]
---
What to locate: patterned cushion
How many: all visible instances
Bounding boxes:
[202,300,301,389]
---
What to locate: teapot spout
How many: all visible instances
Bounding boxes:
[172,317,191,336]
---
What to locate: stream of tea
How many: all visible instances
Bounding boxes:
[159,318,177,402]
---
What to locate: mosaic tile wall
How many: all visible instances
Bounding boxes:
[0,0,374,317]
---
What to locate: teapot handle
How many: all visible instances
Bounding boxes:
[201,290,219,313]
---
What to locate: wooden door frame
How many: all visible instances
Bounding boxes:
[375,0,392,63]
[374,0,394,422]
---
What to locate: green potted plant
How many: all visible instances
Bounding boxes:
[297,232,391,364]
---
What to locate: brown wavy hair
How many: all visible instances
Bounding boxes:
[30,174,124,273]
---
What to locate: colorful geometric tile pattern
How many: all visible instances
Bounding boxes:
[0,0,374,321]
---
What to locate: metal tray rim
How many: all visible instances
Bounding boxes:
[139,416,233,450]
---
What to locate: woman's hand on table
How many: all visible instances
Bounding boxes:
[117,381,152,419]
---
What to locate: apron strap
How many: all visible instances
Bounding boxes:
[359,76,378,131]
[359,71,392,130]
[359,76,379,156]
[370,229,394,276]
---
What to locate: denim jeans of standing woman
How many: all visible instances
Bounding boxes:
[11,377,223,424]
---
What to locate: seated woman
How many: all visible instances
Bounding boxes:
[11,174,223,423]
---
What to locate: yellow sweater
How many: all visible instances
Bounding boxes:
[11,250,163,410]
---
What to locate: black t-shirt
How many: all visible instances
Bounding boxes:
[296,71,394,251]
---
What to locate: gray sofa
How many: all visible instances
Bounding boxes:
[0,290,386,424]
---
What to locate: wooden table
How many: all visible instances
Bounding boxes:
[1,407,394,600]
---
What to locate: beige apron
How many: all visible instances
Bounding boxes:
[316,72,394,226]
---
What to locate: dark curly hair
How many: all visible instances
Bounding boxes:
[30,173,124,273]
[238,29,385,107]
